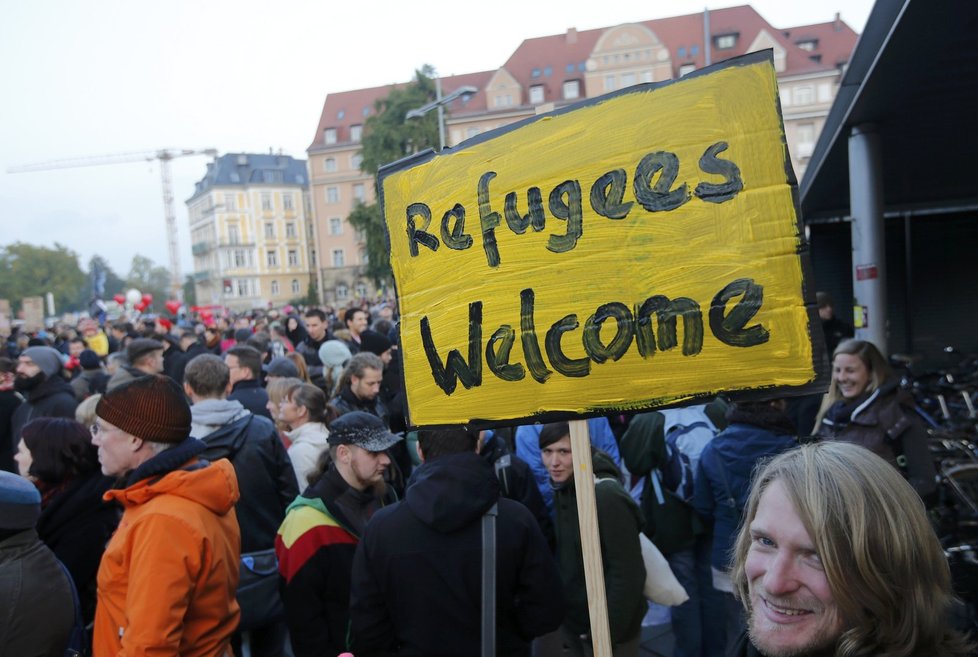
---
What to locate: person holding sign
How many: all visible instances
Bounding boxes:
[540,422,645,657]
[729,442,972,657]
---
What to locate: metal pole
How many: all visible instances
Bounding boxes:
[436,77,446,151]
[703,7,712,67]
[159,153,183,301]
[848,124,887,352]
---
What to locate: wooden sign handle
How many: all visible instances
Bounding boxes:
[569,419,612,657]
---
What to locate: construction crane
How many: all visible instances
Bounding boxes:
[8,148,218,300]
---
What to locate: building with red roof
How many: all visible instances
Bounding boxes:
[307,6,857,304]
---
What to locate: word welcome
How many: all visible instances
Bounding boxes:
[406,141,743,267]
[420,278,768,395]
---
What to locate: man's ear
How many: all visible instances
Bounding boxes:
[183,382,195,399]
[129,434,145,453]
[415,441,425,464]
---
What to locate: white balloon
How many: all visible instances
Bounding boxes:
[125,288,142,305]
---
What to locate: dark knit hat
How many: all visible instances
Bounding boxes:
[127,338,164,364]
[79,349,101,370]
[21,346,64,377]
[327,411,401,452]
[234,328,253,343]
[0,470,41,530]
[264,356,299,378]
[359,330,393,356]
[96,375,191,443]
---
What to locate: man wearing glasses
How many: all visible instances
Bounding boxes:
[90,374,242,657]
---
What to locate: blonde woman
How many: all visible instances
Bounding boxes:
[813,338,936,501]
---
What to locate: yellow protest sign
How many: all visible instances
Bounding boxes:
[380,51,827,428]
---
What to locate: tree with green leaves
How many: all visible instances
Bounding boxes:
[0,242,88,313]
[182,275,197,307]
[348,66,441,285]
[125,254,171,311]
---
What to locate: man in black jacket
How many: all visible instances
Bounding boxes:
[350,427,564,657]
[183,353,298,657]
[226,345,272,419]
[10,346,77,444]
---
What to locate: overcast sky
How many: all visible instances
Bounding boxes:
[1,0,875,285]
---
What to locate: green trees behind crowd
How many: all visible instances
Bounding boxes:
[0,242,181,314]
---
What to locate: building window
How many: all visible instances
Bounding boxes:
[690,44,699,56]
[228,225,240,245]
[264,222,275,239]
[291,279,300,294]
[310,249,317,266]
[351,154,363,170]
[324,157,336,172]
[563,80,580,100]
[261,193,272,211]
[641,70,653,83]
[233,249,246,267]
[793,85,814,105]
[337,110,345,119]
[271,280,280,296]
[283,194,294,211]
[360,248,369,264]
[332,249,345,267]
[353,183,365,202]
[224,193,236,211]
[797,39,818,51]
[605,75,616,92]
[286,222,296,238]
[466,126,480,139]
[356,283,368,298]
[326,187,339,203]
[529,85,545,104]
[266,250,278,267]
[817,83,832,103]
[531,68,540,78]
[324,128,337,144]
[350,125,362,142]
[621,72,636,87]
[354,228,365,242]
[679,63,696,76]
[715,34,737,49]
[797,122,816,158]
[329,217,343,235]
[288,249,299,266]
[336,284,349,300]
[237,279,249,297]
[494,94,512,107]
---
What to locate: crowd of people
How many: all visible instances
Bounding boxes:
[0,294,973,657]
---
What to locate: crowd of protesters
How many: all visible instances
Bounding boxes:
[0,293,972,657]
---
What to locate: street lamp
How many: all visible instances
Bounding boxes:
[406,79,479,151]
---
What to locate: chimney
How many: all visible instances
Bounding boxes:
[834,12,842,31]
[567,27,578,44]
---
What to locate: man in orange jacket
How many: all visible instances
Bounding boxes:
[91,375,241,657]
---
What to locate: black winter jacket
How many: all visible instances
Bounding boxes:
[36,472,120,624]
[199,413,298,552]
[228,379,272,420]
[276,466,395,657]
[0,529,75,655]
[350,451,564,657]
[10,375,77,443]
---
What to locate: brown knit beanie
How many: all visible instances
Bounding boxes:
[95,375,191,443]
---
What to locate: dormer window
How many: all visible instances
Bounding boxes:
[715,33,737,49]
[350,125,362,142]
[529,85,545,104]
[324,128,337,145]
[797,39,818,51]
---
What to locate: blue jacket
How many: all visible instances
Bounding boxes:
[693,423,796,571]
[515,417,621,515]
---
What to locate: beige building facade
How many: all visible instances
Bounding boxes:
[187,153,314,311]
[307,6,858,303]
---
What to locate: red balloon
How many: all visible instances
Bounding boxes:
[165,300,181,315]
[134,301,148,312]
[113,294,126,305]
[142,293,153,306]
